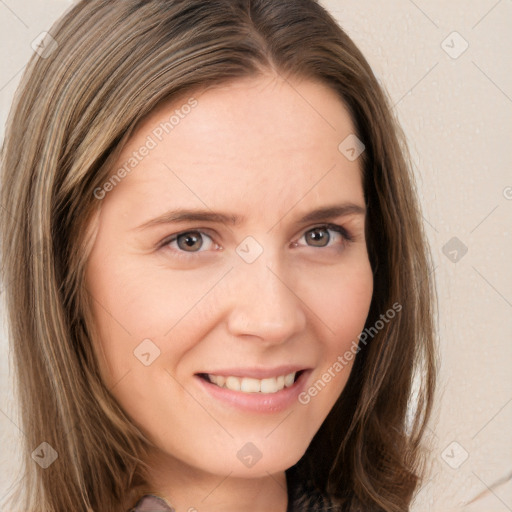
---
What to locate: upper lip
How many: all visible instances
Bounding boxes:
[196,365,309,380]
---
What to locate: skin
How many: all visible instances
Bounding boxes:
[85,73,374,512]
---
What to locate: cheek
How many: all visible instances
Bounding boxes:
[291,261,373,413]
[303,260,374,340]
[84,262,200,429]
[88,253,219,333]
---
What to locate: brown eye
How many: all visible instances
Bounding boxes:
[176,231,205,252]
[305,227,331,247]
[161,230,218,257]
[296,224,351,249]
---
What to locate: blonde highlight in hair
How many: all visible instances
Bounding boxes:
[0,1,437,510]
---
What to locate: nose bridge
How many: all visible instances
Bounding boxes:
[226,250,306,341]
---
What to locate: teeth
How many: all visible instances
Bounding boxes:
[284,372,295,387]
[208,372,297,393]
[225,376,241,391]
[241,378,260,393]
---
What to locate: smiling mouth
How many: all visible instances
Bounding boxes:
[196,370,304,394]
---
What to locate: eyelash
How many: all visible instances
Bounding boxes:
[159,223,354,258]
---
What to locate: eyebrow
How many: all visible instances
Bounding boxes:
[134,203,366,231]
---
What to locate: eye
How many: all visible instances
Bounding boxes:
[296,224,352,248]
[159,224,352,256]
[163,230,218,253]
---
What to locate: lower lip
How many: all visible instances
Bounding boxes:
[195,371,311,413]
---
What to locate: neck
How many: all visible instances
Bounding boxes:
[145,451,289,512]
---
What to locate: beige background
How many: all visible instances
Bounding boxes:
[0,1,511,510]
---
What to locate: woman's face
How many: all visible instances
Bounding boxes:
[86,74,373,480]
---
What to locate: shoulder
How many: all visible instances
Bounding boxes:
[131,487,342,512]
[129,469,343,512]
[129,494,174,512]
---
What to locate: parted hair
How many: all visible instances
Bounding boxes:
[0,1,437,510]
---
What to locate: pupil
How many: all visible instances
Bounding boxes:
[307,228,329,247]
[177,231,202,251]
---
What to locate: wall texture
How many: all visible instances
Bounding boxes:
[0,1,510,510]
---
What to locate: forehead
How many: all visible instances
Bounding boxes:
[101,74,365,221]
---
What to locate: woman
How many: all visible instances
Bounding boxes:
[0,1,437,511]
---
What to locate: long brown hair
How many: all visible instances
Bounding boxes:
[0,1,437,510]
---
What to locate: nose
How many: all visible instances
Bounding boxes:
[226,255,307,344]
